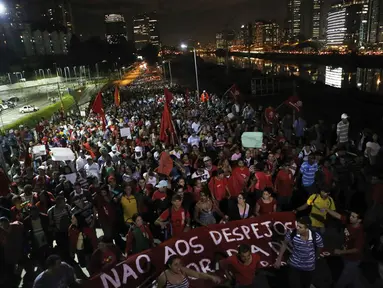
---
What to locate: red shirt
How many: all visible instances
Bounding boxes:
[152,190,167,201]
[254,171,273,190]
[256,198,276,215]
[208,177,228,201]
[275,170,294,197]
[193,186,202,202]
[220,254,260,286]
[322,167,333,186]
[341,216,365,261]
[206,165,218,177]
[159,207,190,238]
[232,167,250,192]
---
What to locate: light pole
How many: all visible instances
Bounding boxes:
[7,73,12,84]
[181,43,199,97]
[163,60,173,86]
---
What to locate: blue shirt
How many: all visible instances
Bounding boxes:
[285,230,324,271]
[300,162,318,187]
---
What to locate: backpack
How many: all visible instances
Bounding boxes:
[290,228,318,257]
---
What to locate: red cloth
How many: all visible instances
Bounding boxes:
[152,190,167,201]
[340,216,365,261]
[114,86,120,107]
[159,101,175,145]
[285,95,303,112]
[94,195,116,224]
[256,198,276,215]
[159,208,190,238]
[208,177,228,201]
[92,92,106,129]
[229,167,250,197]
[193,186,202,202]
[275,170,294,197]
[164,88,173,105]
[156,152,173,176]
[68,225,98,252]
[322,167,334,186]
[220,254,260,286]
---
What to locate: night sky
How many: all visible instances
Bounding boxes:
[70,0,337,45]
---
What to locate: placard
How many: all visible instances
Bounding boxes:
[120,127,132,139]
[32,145,46,156]
[80,111,86,117]
[241,132,263,148]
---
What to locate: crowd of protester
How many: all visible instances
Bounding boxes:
[0,68,383,288]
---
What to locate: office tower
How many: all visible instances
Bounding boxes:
[104,14,127,44]
[368,0,383,44]
[42,0,74,33]
[133,12,161,50]
[286,0,302,39]
[240,23,253,47]
[264,22,280,47]
[326,1,369,50]
[148,12,160,47]
[254,22,265,47]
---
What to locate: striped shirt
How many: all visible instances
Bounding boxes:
[337,121,349,143]
[286,229,323,271]
[300,162,318,187]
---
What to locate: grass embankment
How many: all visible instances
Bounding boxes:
[4,94,76,130]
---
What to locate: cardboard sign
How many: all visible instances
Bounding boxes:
[120,127,132,139]
[32,145,46,156]
[50,148,76,161]
[80,111,86,117]
[241,132,263,148]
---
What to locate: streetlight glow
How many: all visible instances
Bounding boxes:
[180,43,188,49]
[0,3,6,14]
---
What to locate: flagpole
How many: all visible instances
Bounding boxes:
[223,84,234,98]
[275,101,285,111]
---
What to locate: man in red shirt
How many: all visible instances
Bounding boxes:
[155,194,190,239]
[275,163,294,211]
[325,208,364,288]
[220,244,264,288]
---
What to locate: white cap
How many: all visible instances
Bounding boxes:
[341,113,349,120]
[156,180,168,188]
[203,156,211,162]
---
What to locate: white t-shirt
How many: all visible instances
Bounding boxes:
[191,169,210,183]
[365,141,381,157]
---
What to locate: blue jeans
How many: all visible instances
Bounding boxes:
[336,260,362,288]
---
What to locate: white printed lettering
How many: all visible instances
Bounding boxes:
[186,263,200,280]
[122,264,138,284]
[240,225,251,239]
[164,246,177,264]
[226,249,238,256]
[222,228,236,243]
[250,223,264,239]
[100,269,121,288]
[284,221,294,232]
[175,240,190,256]
[260,221,273,238]
[209,231,222,245]
[135,254,150,274]
[232,227,244,241]
[273,221,287,235]
[251,244,269,256]
[189,236,204,254]
[199,258,213,273]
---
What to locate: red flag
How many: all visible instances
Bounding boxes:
[285,95,303,112]
[159,102,175,144]
[156,152,173,176]
[230,84,240,101]
[185,89,189,107]
[92,92,107,129]
[114,86,120,107]
[164,88,173,106]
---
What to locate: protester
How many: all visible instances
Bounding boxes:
[275,216,324,288]
[157,255,221,288]
[125,213,154,255]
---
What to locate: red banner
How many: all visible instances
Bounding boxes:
[86,212,296,288]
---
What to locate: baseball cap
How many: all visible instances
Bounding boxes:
[156,180,168,188]
[341,113,349,120]
[203,156,211,162]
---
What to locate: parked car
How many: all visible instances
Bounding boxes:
[0,104,9,110]
[8,97,20,104]
[3,101,15,108]
[19,105,39,113]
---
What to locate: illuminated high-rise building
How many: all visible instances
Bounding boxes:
[104,14,127,44]
[326,1,370,50]
[286,0,302,39]
[41,0,74,33]
[368,0,383,44]
[133,12,161,50]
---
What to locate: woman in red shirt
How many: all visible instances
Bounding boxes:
[255,188,276,216]
[230,159,250,197]
[274,163,294,211]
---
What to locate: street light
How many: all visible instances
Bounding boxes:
[163,60,173,86]
[180,43,199,97]
[0,3,6,15]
